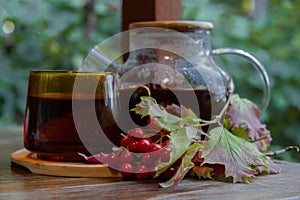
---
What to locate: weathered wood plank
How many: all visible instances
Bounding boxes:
[1,128,300,199]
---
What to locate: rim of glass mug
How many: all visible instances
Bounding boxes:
[27,70,119,96]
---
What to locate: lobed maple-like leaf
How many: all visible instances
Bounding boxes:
[154,126,200,178]
[131,96,166,119]
[201,127,279,183]
[191,150,226,181]
[165,104,198,118]
[131,96,201,136]
[159,143,202,187]
[131,96,280,186]
[132,97,201,178]
[225,94,272,151]
[193,165,214,180]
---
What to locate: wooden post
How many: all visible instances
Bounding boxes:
[122,0,182,31]
[121,0,182,61]
[155,0,182,21]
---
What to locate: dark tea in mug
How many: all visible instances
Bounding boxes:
[24,71,122,161]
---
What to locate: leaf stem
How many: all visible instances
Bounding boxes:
[264,146,300,156]
[251,135,268,143]
[191,94,232,128]
[211,94,232,126]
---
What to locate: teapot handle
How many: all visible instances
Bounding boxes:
[211,48,270,113]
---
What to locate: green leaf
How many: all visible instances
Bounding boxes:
[131,96,201,134]
[159,143,202,187]
[130,96,162,118]
[132,97,201,178]
[155,127,198,176]
[131,96,280,186]
[132,96,200,135]
[201,127,278,183]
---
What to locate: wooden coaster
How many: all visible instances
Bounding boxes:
[11,149,121,178]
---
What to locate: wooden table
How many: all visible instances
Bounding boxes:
[1,127,300,200]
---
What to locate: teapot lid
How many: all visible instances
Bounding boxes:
[129,21,214,31]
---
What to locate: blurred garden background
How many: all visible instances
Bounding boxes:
[0,0,299,162]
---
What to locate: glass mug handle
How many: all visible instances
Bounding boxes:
[211,48,270,113]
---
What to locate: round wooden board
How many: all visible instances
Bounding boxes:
[11,149,121,178]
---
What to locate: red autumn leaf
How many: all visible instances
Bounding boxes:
[226,94,272,151]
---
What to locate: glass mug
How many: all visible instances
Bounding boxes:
[24,71,122,161]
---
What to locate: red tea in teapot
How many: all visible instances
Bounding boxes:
[117,84,227,131]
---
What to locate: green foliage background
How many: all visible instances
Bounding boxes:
[0,0,299,162]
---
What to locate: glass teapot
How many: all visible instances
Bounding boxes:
[80,21,270,131]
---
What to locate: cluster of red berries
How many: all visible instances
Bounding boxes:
[105,122,172,180]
